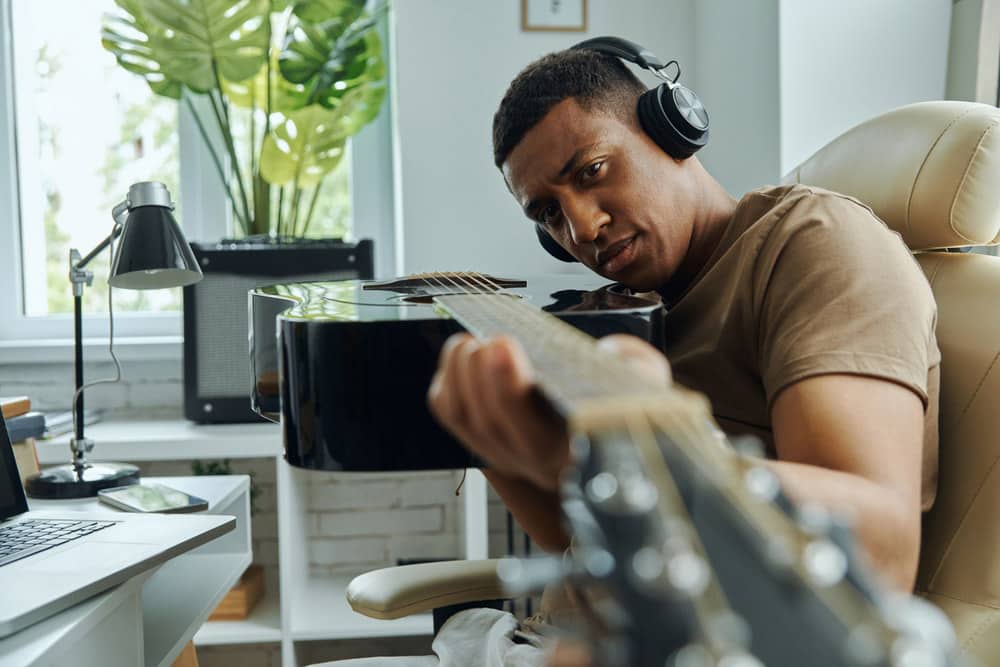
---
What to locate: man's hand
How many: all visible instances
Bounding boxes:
[427,333,567,491]
[426,333,672,492]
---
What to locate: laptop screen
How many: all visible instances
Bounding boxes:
[0,413,29,520]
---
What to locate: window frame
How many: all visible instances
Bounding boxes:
[0,0,396,364]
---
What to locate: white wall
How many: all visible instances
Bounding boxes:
[692,0,781,198]
[947,0,1000,104]
[389,0,694,275]
[778,0,952,175]
[387,1,958,274]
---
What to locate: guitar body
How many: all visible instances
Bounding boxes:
[250,275,665,472]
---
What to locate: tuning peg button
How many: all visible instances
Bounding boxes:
[803,538,848,588]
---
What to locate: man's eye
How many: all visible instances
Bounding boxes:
[580,160,604,182]
[538,204,561,226]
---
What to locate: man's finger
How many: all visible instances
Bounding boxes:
[597,334,672,387]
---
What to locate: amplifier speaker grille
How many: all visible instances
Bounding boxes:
[183,239,373,423]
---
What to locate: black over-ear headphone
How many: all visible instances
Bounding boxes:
[534,36,710,263]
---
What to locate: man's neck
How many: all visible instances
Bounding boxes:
[658,172,737,306]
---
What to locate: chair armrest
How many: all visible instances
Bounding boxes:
[346,559,507,620]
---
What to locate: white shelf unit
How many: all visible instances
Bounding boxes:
[37,420,489,665]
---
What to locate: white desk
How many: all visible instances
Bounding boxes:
[0,475,252,667]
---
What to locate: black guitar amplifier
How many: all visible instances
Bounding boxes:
[183,238,374,423]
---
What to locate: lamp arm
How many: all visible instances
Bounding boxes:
[73,221,124,272]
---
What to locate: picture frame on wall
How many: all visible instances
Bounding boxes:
[521,0,587,32]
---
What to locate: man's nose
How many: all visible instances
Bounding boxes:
[564,199,609,246]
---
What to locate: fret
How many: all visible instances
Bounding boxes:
[435,292,661,411]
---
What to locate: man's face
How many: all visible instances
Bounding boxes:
[503,98,696,292]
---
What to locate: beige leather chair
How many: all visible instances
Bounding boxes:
[341,101,1000,664]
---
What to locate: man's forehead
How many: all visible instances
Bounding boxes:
[502,99,622,198]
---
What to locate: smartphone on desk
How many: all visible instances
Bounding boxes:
[98,483,209,514]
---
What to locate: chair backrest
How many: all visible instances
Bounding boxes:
[784,100,1000,663]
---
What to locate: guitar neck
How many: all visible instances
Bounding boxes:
[435,292,663,414]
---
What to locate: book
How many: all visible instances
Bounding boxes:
[41,409,103,439]
[0,396,30,420]
[11,437,40,483]
[6,411,46,443]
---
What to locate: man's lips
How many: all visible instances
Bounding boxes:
[597,236,637,271]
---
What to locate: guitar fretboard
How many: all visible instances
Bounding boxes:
[435,293,663,413]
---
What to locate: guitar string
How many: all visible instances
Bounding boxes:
[431,270,657,409]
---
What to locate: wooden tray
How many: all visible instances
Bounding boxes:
[208,564,264,621]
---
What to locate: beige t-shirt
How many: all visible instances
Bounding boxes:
[663,184,941,509]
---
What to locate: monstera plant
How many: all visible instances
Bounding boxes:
[101,0,387,238]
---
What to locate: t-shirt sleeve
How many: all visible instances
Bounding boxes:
[754,191,939,410]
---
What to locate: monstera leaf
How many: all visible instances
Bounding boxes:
[279,5,385,110]
[101,0,184,98]
[222,53,311,112]
[103,0,270,95]
[291,0,365,25]
[259,105,348,187]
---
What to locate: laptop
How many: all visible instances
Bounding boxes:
[0,413,234,637]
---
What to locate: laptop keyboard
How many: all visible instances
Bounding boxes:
[0,519,115,567]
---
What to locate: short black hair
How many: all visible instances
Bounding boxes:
[492,48,646,169]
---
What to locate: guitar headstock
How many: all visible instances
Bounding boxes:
[500,392,969,667]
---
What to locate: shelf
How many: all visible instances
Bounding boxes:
[143,552,252,667]
[35,419,282,464]
[194,591,282,646]
[290,575,432,641]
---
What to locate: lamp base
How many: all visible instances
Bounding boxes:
[24,463,140,499]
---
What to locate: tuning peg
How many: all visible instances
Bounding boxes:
[882,594,960,667]
[496,555,568,596]
[581,546,617,579]
[583,469,659,514]
[705,609,753,652]
[585,471,619,504]
[802,538,849,588]
[796,502,836,534]
[730,434,766,459]
[743,465,781,503]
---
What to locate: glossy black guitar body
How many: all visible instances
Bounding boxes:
[250,275,665,472]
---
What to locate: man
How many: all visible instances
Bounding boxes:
[428,44,939,605]
[329,45,939,667]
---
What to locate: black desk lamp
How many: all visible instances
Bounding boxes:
[25,181,202,499]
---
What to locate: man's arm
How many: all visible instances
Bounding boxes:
[767,373,924,591]
[428,334,924,590]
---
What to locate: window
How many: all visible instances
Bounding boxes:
[0,0,394,352]
[10,0,182,319]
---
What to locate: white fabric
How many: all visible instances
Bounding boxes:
[316,608,548,667]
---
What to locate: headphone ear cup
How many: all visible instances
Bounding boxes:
[638,84,710,159]
[535,224,577,263]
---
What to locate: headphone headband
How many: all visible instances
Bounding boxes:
[570,36,669,72]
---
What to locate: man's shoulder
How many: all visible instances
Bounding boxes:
[735,183,895,248]
[738,183,876,222]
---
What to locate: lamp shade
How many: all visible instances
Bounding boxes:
[109,205,202,289]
